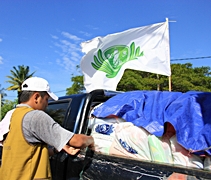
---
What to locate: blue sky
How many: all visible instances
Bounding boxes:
[0,0,211,101]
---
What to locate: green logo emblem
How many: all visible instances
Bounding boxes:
[91,42,144,78]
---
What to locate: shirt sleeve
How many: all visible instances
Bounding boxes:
[23,110,74,151]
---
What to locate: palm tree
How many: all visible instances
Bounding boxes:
[6,65,35,93]
[0,84,7,106]
[0,85,7,120]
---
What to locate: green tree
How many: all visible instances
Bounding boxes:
[0,84,7,106]
[117,70,164,91]
[169,63,211,92]
[6,65,35,95]
[1,99,18,120]
[66,63,211,94]
[66,65,85,95]
[118,63,211,92]
[66,75,85,95]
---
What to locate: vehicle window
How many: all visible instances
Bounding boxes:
[45,102,69,125]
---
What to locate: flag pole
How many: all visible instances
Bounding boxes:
[169,76,172,92]
[166,18,172,92]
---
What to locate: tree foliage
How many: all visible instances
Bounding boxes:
[169,63,211,92]
[0,85,7,106]
[117,69,163,91]
[6,65,35,92]
[66,75,85,95]
[66,65,85,95]
[66,63,211,94]
[1,99,18,120]
[119,63,211,92]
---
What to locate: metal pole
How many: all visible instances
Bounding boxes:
[165,18,172,92]
[157,74,160,91]
[169,76,172,91]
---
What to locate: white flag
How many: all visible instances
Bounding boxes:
[80,20,171,92]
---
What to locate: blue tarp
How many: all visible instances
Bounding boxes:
[92,90,211,155]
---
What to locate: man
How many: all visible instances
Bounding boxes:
[0,77,94,180]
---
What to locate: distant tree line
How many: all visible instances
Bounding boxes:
[1,63,211,119]
[66,63,211,94]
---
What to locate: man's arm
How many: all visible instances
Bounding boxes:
[68,134,94,149]
[24,110,95,154]
[62,134,94,155]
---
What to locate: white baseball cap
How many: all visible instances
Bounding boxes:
[21,77,58,101]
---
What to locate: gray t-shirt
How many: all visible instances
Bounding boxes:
[17,104,74,151]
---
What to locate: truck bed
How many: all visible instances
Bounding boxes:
[48,90,211,180]
[82,150,211,179]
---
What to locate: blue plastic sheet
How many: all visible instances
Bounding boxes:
[93,90,211,155]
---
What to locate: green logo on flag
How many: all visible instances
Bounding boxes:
[91,42,144,78]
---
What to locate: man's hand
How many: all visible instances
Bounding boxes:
[88,142,95,151]
[63,145,80,155]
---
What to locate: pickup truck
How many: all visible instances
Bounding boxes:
[47,89,211,180]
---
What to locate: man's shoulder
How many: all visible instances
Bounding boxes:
[25,109,47,117]
[23,110,51,130]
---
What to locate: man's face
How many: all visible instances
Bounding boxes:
[36,93,50,111]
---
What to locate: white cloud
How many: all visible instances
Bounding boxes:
[61,32,83,41]
[79,31,91,37]
[0,56,3,64]
[85,25,99,30]
[56,58,62,66]
[51,31,84,74]
[51,35,58,39]
[71,51,81,59]
[52,32,84,73]
[63,56,76,70]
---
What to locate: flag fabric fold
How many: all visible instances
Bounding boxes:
[80,20,171,92]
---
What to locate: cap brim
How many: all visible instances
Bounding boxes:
[48,92,58,101]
